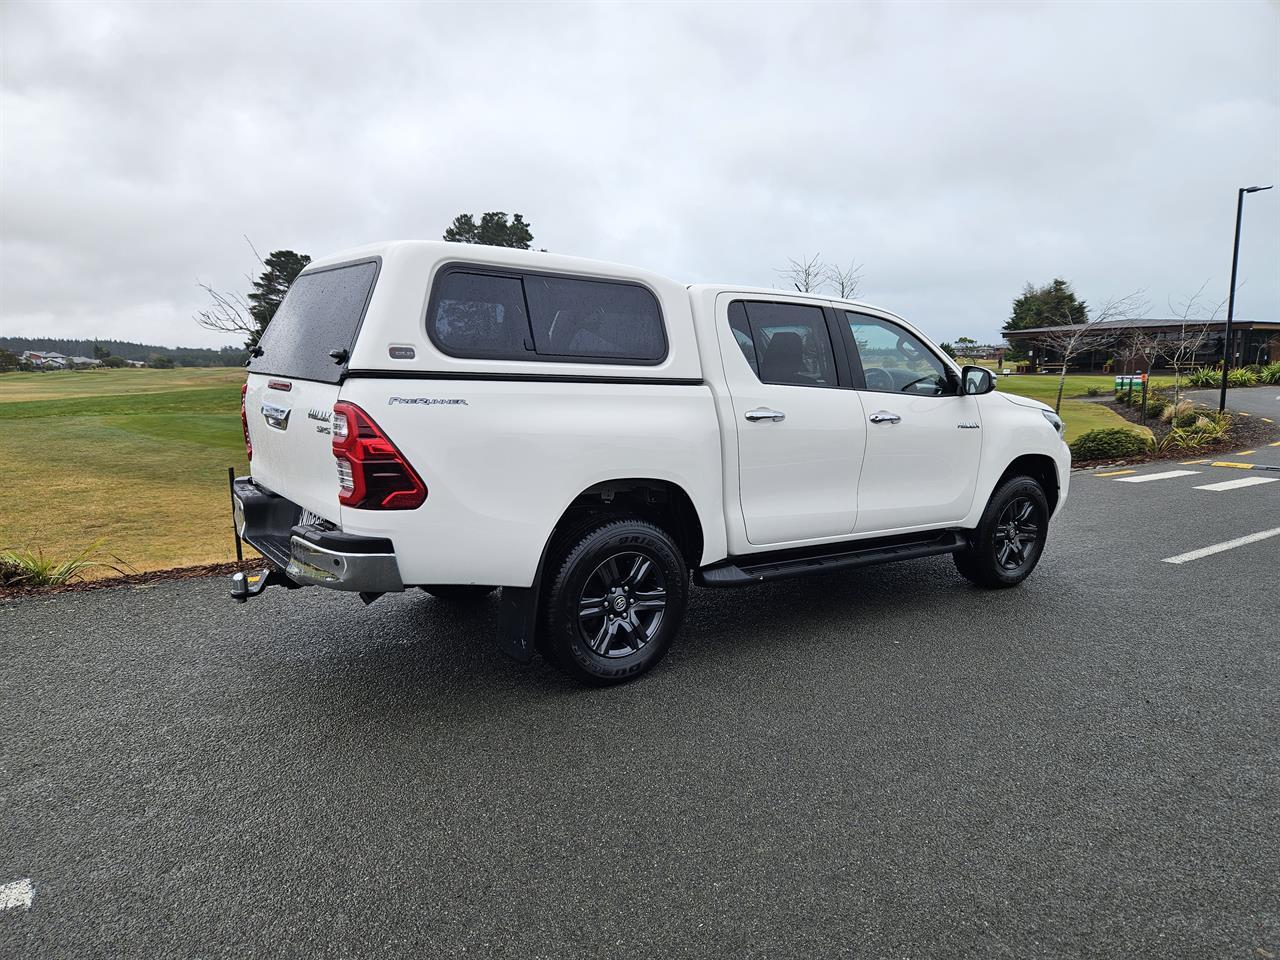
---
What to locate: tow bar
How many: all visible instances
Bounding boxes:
[229,567,299,603]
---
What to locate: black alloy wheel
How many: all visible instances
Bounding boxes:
[954,475,1050,588]
[993,496,1041,572]
[576,552,668,658]
[542,518,688,685]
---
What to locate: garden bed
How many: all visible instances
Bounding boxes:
[1070,394,1280,468]
[0,559,270,602]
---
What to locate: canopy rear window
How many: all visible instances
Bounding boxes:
[248,260,379,384]
[427,265,666,364]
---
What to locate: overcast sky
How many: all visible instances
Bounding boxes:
[2,1,1277,350]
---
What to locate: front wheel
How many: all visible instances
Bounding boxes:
[954,476,1050,588]
[542,518,689,686]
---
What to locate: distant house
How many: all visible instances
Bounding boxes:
[19,350,68,369]
[124,359,146,368]
[67,356,102,368]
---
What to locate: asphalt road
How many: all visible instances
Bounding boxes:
[3,466,1278,959]
[1185,386,1280,420]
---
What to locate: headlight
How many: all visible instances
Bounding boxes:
[1041,409,1064,436]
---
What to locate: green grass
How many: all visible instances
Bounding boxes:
[0,367,244,401]
[1,368,248,575]
[0,367,1162,577]
[996,373,1156,443]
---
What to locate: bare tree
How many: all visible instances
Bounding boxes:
[193,237,266,341]
[824,259,864,299]
[194,283,256,340]
[1135,281,1225,412]
[1033,290,1149,412]
[775,253,826,293]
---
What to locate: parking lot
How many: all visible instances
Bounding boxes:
[3,460,1278,960]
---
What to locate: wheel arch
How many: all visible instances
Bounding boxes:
[545,477,708,569]
[994,454,1060,515]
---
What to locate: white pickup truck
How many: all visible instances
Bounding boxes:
[231,241,1070,684]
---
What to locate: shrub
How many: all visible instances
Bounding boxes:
[1151,414,1231,453]
[1086,386,1102,397]
[1227,367,1258,387]
[1070,428,1149,461]
[0,542,132,587]
[1160,399,1193,424]
[1261,362,1280,386]
[1186,367,1221,387]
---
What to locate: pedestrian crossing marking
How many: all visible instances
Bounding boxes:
[1095,469,1136,477]
[1114,470,1200,483]
[1194,476,1279,492]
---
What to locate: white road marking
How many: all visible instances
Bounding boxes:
[1194,476,1280,492]
[0,878,34,911]
[1114,470,1200,483]
[1162,526,1280,565]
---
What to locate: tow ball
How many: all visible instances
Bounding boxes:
[229,567,297,603]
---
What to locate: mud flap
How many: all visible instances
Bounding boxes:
[496,587,538,664]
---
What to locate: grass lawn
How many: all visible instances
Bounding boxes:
[996,373,1158,443]
[1,369,248,575]
[1,367,1162,578]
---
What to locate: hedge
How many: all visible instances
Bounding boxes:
[1069,428,1149,461]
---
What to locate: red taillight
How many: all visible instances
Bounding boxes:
[240,382,252,461]
[331,401,426,510]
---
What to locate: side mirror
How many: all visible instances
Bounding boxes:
[961,365,995,396]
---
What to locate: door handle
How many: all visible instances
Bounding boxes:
[868,411,901,424]
[745,407,786,423]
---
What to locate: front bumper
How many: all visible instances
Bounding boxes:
[231,477,404,593]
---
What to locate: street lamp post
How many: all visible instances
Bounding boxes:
[1219,184,1273,413]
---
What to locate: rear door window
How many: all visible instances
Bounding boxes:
[248,260,378,384]
[427,266,666,364]
[729,300,837,387]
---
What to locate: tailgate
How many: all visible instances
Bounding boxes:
[245,373,342,522]
[242,258,379,522]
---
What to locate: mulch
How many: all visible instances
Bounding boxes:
[0,559,274,602]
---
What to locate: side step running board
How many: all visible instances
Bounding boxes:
[696,531,967,587]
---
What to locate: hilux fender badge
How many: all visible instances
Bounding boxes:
[388,397,468,406]
[957,421,980,429]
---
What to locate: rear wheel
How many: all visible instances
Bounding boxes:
[542,518,688,685]
[954,476,1049,588]
[420,585,495,603]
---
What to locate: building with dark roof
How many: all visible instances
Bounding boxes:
[1003,317,1278,372]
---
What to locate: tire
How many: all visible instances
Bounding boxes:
[954,475,1050,588]
[420,585,495,603]
[542,518,688,686]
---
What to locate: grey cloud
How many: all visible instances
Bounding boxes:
[2,1,1276,349]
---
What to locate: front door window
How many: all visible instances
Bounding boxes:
[845,312,952,395]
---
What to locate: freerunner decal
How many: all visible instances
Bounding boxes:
[388,397,468,406]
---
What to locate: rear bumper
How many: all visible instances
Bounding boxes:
[231,477,404,593]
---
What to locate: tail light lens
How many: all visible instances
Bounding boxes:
[331,401,426,510]
[240,383,252,461]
